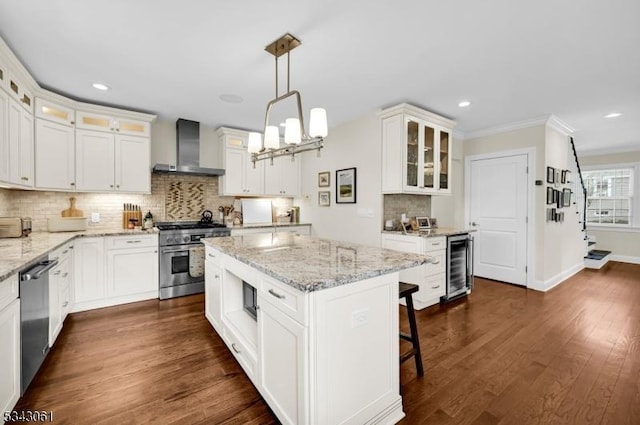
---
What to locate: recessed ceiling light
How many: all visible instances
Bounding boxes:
[604,112,622,118]
[219,94,243,104]
[92,83,110,91]
[458,100,471,108]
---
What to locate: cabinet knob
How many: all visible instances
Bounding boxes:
[63,301,69,307]
[110,185,114,188]
[70,121,75,125]
[116,184,120,188]
[214,274,220,279]
[21,176,28,181]
[70,182,75,186]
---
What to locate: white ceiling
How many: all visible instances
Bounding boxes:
[1,0,638,154]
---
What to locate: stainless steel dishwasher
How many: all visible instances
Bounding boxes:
[19,257,58,395]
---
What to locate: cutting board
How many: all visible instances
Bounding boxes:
[61,197,84,217]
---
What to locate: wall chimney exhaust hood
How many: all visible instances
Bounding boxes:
[153,119,225,176]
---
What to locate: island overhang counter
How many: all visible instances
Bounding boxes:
[202,234,430,425]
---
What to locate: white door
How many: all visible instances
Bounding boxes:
[468,154,528,285]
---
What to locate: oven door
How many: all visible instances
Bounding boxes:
[159,245,202,289]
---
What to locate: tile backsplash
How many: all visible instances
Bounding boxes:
[383,194,432,227]
[0,174,236,231]
[0,175,296,231]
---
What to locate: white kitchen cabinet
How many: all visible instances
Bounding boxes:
[258,295,307,425]
[50,241,75,346]
[76,110,150,137]
[106,238,158,298]
[380,103,455,195]
[0,88,9,182]
[218,127,264,196]
[35,118,76,190]
[230,225,311,237]
[7,96,34,188]
[35,97,75,126]
[74,234,158,313]
[74,237,106,306]
[381,233,446,309]
[75,130,150,193]
[0,274,20,416]
[204,259,222,333]
[264,155,301,197]
[275,225,311,236]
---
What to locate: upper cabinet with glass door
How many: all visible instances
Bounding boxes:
[380,103,455,195]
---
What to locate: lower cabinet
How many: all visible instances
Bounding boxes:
[204,259,222,333]
[381,233,446,309]
[230,225,312,237]
[258,297,307,425]
[73,234,158,312]
[49,242,74,346]
[0,274,20,415]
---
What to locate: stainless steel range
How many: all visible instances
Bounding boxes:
[157,219,230,300]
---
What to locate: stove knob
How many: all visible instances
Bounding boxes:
[183,236,190,243]
[167,237,175,244]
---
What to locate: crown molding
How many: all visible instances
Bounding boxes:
[378,103,457,129]
[578,144,640,157]
[465,114,575,140]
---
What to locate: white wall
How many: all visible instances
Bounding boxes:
[298,111,383,247]
[580,150,640,261]
[431,133,464,228]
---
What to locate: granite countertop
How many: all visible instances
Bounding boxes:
[0,228,158,282]
[382,227,476,238]
[226,222,312,230]
[203,234,429,293]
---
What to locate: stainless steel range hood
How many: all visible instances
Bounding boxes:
[153,119,225,176]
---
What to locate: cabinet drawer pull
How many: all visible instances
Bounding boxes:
[62,249,69,254]
[208,253,216,258]
[52,270,61,276]
[62,272,68,278]
[431,285,440,289]
[63,301,69,307]
[126,240,142,244]
[431,259,440,264]
[214,274,220,279]
[268,289,285,299]
[231,343,241,354]
[431,242,441,246]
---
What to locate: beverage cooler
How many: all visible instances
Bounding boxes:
[441,233,474,303]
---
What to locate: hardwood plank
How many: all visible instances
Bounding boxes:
[13,262,640,425]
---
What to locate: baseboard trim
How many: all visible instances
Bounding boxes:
[528,262,585,292]
[610,255,640,265]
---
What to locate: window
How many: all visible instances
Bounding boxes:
[584,167,633,225]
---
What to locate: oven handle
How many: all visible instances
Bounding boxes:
[160,247,192,254]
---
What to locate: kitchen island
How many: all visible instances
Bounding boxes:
[202,233,430,425]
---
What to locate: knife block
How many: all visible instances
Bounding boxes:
[123,211,142,229]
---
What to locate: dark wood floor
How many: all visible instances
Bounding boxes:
[16,262,640,425]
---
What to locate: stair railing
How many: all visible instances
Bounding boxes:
[570,137,588,235]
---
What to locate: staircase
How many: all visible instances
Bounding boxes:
[569,137,611,268]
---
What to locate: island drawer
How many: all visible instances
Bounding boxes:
[260,276,307,325]
[425,250,446,276]
[223,327,257,383]
[205,246,222,264]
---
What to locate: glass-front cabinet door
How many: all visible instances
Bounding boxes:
[405,119,419,190]
[439,129,450,191]
[402,117,452,194]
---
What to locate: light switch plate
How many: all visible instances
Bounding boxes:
[91,212,100,223]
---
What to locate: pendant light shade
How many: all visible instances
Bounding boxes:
[264,125,280,149]
[247,132,262,153]
[309,108,328,138]
[284,118,302,145]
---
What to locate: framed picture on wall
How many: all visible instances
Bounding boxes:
[318,191,331,207]
[561,170,568,184]
[546,166,555,183]
[318,171,330,187]
[563,188,572,207]
[546,187,554,205]
[336,167,357,204]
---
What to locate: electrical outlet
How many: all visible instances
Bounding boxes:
[91,212,100,223]
[351,308,369,328]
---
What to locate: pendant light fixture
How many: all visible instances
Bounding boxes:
[248,33,328,163]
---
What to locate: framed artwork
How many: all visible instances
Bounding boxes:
[546,166,555,183]
[555,169,561,184]
[318,171,330,187]
[561,170,568,184]
[318,191,331,207]
[546,187,554,205]
[556,190,562,208]
[336,167,357,204]
[563,188,572,207]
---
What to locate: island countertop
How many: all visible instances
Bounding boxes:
[203,234,430,292]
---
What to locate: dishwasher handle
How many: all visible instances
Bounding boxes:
[21,259,59,281]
